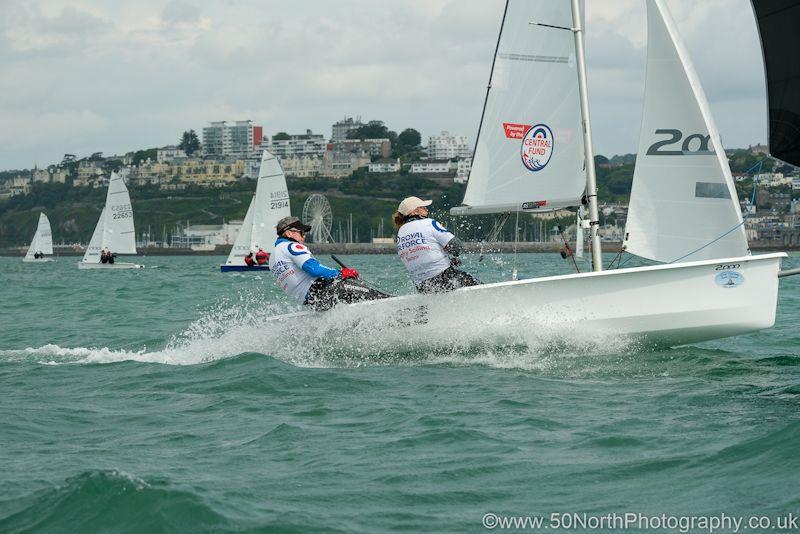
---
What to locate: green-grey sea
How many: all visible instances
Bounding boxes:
[1,253,799,533]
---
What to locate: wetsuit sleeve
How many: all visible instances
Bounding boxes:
[443,236,465,256]
[430,219,455,248]
[301,258,340,279]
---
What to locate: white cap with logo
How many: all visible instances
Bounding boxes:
[397,196,433,216]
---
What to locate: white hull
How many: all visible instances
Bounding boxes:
[22,257,55,263]
[78,261,144,270]
[302,253,785,348]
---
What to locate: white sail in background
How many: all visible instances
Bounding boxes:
[453,0,586,215]
[102,171,137,254]
[81,172,137,264]
[25,213,53,259]
[623,0,748,263]
[226,198,256,265]
[82,208,106,263]
[224,151,290,266]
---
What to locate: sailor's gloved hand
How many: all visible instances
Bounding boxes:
[451,256,462,267]
[340,268,359,279]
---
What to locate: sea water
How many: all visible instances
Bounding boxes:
[1,253,798,532]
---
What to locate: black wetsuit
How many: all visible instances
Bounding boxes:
[305,278,391,311]
[415,266,481,294]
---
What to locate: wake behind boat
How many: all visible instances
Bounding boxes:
[79,172,143,270]
[443,0,797,346]
[22,213,55,263]
[221,151,290,272]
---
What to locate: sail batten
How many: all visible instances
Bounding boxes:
[623,0,748,264]
[453,0,587,215]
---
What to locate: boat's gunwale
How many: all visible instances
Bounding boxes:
[466,252,787,292]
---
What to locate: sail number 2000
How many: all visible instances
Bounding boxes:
[647,129,712,156]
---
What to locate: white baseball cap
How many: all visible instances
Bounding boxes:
[397,196,432,216]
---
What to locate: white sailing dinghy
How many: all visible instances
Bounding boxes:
[23,213,55,262]
[221,151,290,272]
[79,171,143,269]
[426,0,791,346]
[268,0,796,348]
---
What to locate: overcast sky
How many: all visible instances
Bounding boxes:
[0,0,766,170]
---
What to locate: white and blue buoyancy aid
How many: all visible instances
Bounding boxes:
[269,237,339,302]
[395,218,455,283]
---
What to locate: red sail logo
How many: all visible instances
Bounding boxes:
[503,123,532,139]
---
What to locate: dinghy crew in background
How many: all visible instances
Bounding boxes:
[100,248,115,264]
[269,216,390,310]
[393,196,480,293]
[243,248,256,267]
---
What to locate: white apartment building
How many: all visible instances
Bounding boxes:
[369,158,401,173]
[454,158,472,184]
[793,178,800,190]
[267,130,327,159]
[202,120,264,158]
[411,159,455,174]
[756,172,791,187]
[331,117,363,142]
[280,155,323,178]
[243,158,261,179]
[427,131,471,160]
[157,146,187,163]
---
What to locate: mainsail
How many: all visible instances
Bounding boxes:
[224,151,290,267]
[623,0,748,263]
[82,172,137,263]
[25,213,53,259]
[452,0,587,215]
[750,0,800,166]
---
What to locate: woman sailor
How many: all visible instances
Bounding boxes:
[393,196,480,293]
[269,216,389,310]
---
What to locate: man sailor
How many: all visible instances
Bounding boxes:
[269,216,389,310]
[393,196,480,293]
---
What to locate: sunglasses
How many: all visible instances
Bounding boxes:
[286,227,305,237]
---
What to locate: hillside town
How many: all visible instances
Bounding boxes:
[0,118,472,195]
[1,118,799,250]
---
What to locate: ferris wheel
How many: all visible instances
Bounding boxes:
[302,194,334,243]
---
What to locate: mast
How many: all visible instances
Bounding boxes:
[571,0,603,271]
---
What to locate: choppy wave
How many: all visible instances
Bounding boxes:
[0,470,229,533]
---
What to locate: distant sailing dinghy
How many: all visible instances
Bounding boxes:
[79,172,143,270]
[221,151,290,272]
[23,213,55,263]
[436,0,793,346]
